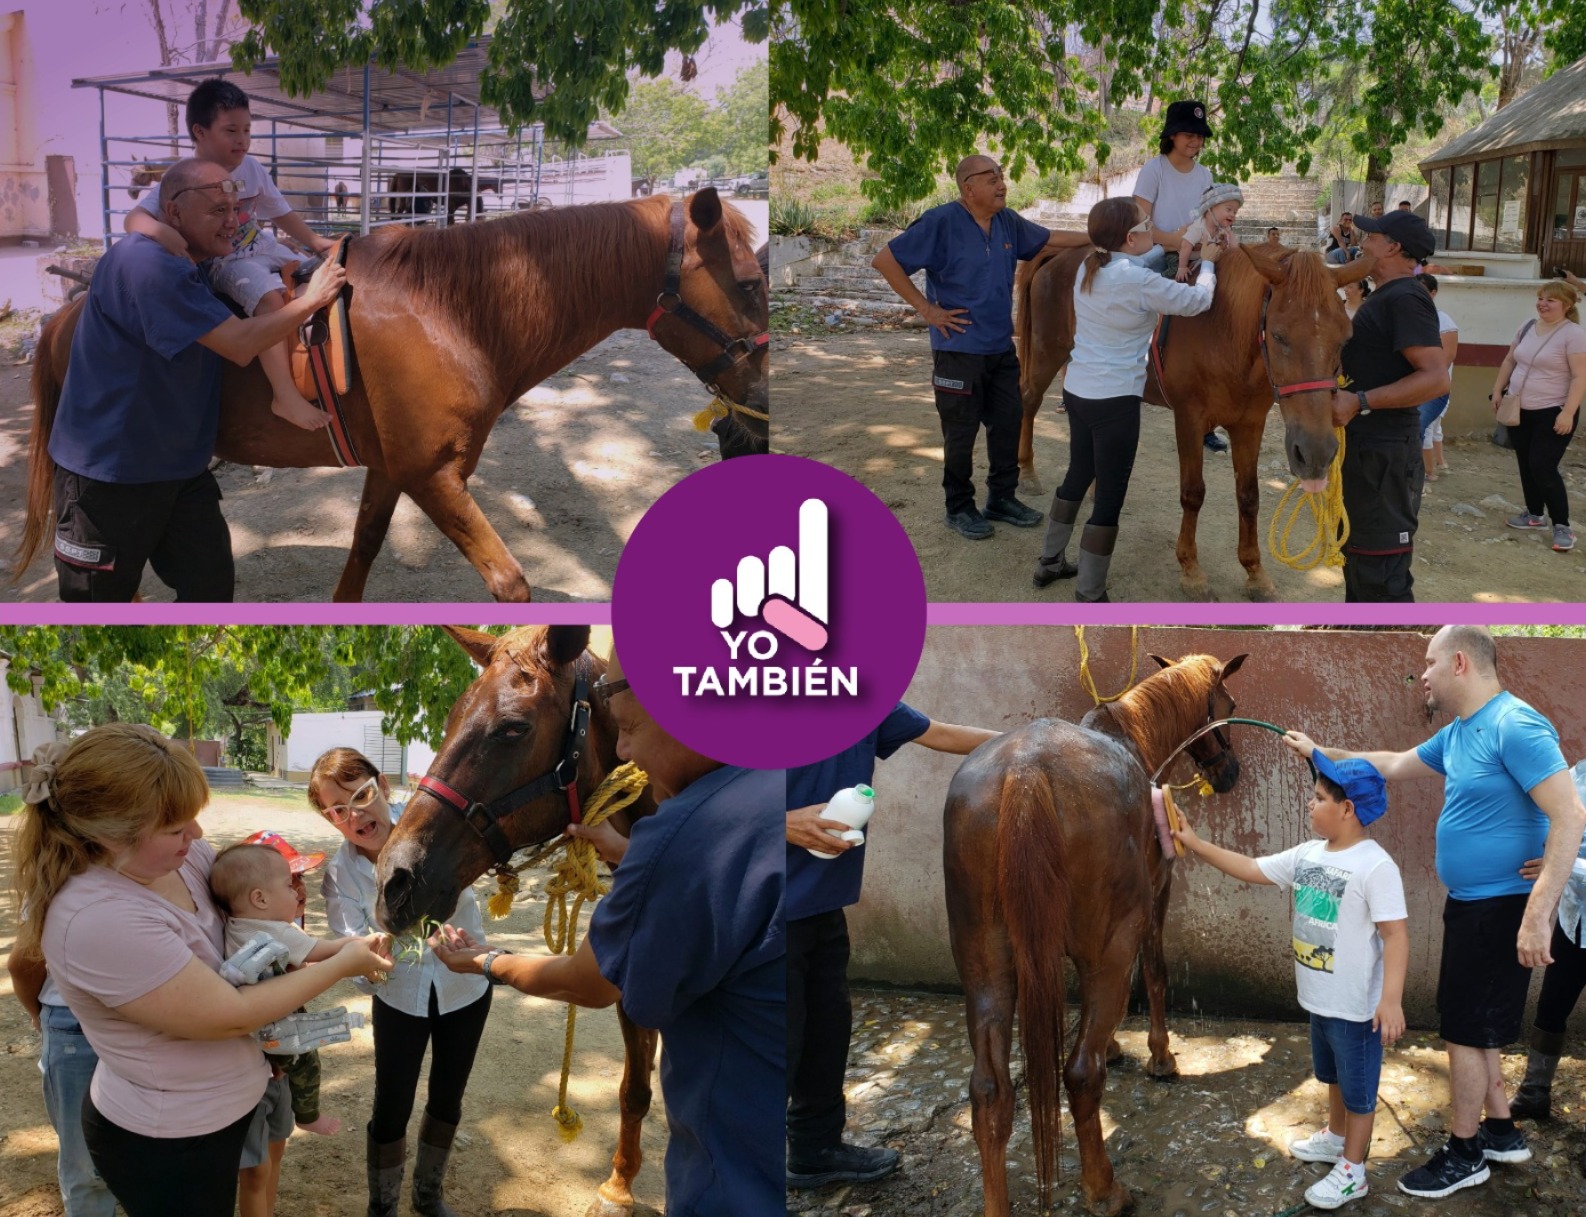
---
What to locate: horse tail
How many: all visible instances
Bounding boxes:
[12,299,79,582]
[995,760,1070,1209]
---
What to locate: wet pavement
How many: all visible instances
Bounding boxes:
[788,989,1586,1217]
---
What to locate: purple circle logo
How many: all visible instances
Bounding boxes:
[613,454,928,769]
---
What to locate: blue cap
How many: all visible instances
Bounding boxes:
[1311,752,1387,826]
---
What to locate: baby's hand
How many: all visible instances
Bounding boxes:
[1174,267,1190,282]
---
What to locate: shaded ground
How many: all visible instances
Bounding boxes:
[788,989,1586,1217]
[775,331,1586,604]
[0,793,666,1217]
[0,331,725,603]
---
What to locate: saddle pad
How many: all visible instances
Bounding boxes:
[287,286,353,401]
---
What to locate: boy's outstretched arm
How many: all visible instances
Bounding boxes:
[1374,918,1408,1045]
[1172,814,1274,885]
[273,208,337,254]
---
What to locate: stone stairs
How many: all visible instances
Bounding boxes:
[1230,175,1324,249]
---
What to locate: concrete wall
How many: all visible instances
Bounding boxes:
[0,658,58,793]
[0,11,49,239]
[269,711,436,784]
[848,626,1586,1033]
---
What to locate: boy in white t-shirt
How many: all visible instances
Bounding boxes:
[1174,746,1409,1211]
[125,78,338,433]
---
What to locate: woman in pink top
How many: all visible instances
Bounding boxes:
[1490,280,1586,552]
[12,724,392,1217]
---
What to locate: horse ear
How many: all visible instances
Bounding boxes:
[440,625,500,668]
[1242,245,1287,286]
[1148,653,1174,670]
[1219,653,1250,682]
[542,625,590,669]
[688,186,724,234]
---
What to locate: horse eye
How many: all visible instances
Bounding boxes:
[739,278,762,298]
[496,721,532,740]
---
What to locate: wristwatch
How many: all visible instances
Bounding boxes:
[1355,390,1372,417]
[481,949,513,984]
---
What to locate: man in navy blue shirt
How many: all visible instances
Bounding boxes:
[785,703,998,1190]
[430,651,785,1217]
[46,157,345,601]
[872,155,1090,540]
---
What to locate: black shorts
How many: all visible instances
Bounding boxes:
[1437,893,1533,1048]
[53,466,234,602]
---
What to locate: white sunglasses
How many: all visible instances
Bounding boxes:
[321,775,381,824]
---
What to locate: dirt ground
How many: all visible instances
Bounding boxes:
[0,330,726,603]
[775,330,1586,604]
[0,792,667,1217]
[788,988,1586,1217]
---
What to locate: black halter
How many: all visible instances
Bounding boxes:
[414,664,593,867]
[646,200,770,397]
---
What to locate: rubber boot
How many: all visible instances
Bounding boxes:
[365,1126,405,1217]
[1075,524,1118,603]
[1509,1027,1565,1121]
[1034,496,1082,587]
[412,1112,460,1217]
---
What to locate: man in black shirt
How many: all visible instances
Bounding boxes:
[1335,210,1450,602]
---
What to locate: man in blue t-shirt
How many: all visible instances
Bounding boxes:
[429,652,785,1217]
[785,703,998,1190]
[1286,625,1586,1201]
[45,157,345,601]
[871,154,1089,541]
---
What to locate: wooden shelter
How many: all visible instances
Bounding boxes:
[1419,55,1586,276]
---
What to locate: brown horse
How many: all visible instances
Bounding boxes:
[126,156,174,200]
[376,624,660,1217]
[945,652,1249,1216]
[1015,244,1374,600]
[387,168,502,225]
[17,188,768,601]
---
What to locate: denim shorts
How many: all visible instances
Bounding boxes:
[1310,1012,1384,1115]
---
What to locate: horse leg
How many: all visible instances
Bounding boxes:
[405,470,532,601]
[964,966,1019,1217]
[1172,403,1214,601]
[1229,416,1278,602]
[331,468,401,602]
[584,1007,658,1217]
[1141,870,1179,1079]
[1067,952,1139,1217]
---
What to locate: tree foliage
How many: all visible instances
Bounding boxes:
[231,0,768,148]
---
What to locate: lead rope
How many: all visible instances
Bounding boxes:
[483,762,650,1141]
[1074,625,1140,706]
[1268,426,1349,571]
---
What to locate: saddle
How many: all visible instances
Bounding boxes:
[279,237,360,467]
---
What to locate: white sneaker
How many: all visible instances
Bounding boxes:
[1290,1127,1346,1163]
[1306,1160,1369,1209]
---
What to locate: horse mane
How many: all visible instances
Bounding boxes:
[1101,654,1221,773]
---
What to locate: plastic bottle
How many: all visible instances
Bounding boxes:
[808,784,876,859]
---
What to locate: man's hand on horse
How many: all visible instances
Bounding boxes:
[1282,729,1318,760]
[425,923,485,974]
[1200,239,1224,264]
[565,820,628,866]
[786,803,858,854]
[302,249,348,311]
[919,302,970,339]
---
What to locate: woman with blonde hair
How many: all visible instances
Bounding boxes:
[1489,279,1586,552]
[12,724,391,1217]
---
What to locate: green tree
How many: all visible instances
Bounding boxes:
[611,79,716,191]
[711,61,770,175]
[232,0,768,149]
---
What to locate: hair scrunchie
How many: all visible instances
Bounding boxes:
[21,740,69,806]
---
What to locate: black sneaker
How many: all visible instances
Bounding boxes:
[984,497,1043,527]
[945,509,994,540]
[1477,1122,1531,1163]
[786,1142,901,1189]
[1396,1142,1490,1198]
[1203,429,1230,453]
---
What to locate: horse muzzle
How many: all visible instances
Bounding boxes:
[376,864,460,936]
[1203,751,1241,794]
[1282,415,1338,482]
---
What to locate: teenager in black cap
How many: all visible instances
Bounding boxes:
[1335,209,1450,602]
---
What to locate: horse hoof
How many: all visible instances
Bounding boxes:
[1083,1183,1134,1216]
[1246,582,1278,603]
[1019,473,1046,497]
[583,1197,634,1217]
[1180,580,1216,603]
[1105,1042,1126,1067]
[1147,1054,1180,1080]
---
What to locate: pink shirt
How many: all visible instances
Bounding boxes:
[42,838,269,1137]
[1511,319,1586,411]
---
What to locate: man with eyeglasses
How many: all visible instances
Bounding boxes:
[872,154,1091,541]
[429,650,785,1217]
[45,157,346,602]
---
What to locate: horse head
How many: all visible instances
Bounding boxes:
[1146,652,1249,793]
[375,624,639,934]
[648,187,770,454]
[1240,246,1371,488]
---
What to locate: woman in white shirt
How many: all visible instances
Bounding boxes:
[1033,197,1221,602]
[312,748,491,1217]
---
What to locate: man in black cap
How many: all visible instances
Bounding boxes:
[1335,208,1451,602]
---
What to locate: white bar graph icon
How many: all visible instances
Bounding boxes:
[710,498,830,651]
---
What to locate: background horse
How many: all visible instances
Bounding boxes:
[17,188,768,601]
[377,624,660,1217]
[945,652,1248,1216]
[1015,245,1374,600]
[387,168,502,225]
[126,156,174,200]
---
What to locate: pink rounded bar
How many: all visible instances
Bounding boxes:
[763,595,829,652]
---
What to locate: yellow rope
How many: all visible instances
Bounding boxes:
[483,762,650,1142]
[692,394,770,433]
[1268,427,1350,571]
[1074,625,1140,706]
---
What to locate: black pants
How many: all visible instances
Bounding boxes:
[931,348,1022,515]
[81,1090,253,1217]
[1055,389,1143,527]
[786,909,852,1152]
[370,985,492,1143]
[52,466,234,602]
[1512,406,1578,527]
[1534,920,1586,1034]
[1341,429,1423,603]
